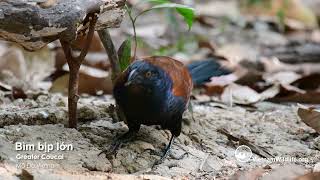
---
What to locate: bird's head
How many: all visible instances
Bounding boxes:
[125,60,172,92]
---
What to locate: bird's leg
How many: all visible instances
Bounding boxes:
[99,127,139,158]
[152,134,175,167]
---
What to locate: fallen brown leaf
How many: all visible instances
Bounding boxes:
[50,65,112,95]
[295,172,320,180]
[204,72,238,96]
[261,57,320,75]
[270,85,320,103]
[55,48,109,71]
[221,84,261,105]
[263,71,301,85]
[297,104,320,133]
[0,48,27,79]
[292,74,320,90]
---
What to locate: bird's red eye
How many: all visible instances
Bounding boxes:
[145,71,152,78]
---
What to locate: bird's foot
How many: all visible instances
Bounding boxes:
[148,149,188,168]
[151,135,175,168]
[150,149,169,168]
[98,130,137,158]
[98,138,123,158]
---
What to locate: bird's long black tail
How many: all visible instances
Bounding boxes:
[187,59,231,86]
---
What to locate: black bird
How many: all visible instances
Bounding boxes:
[102,56,230,164]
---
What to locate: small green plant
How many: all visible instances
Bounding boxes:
[276,8,286,32]
[117,0,195,71]
[117,37,132,71]
[247,0,264,5]
[276,0,289,32]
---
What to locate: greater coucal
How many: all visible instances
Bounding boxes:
[101,56,230,164]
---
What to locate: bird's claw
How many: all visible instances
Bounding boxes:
[98,141,122,158]
[152,159,164,168]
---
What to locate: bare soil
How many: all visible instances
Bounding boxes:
[0,93,319,179]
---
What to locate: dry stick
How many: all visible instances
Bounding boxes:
[97,29,121,82]
[97,29,127,123]
[125,5,137,61]
[60,14,97,128]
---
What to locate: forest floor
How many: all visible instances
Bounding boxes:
[0,93,319,179]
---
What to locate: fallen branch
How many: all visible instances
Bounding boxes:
[217,128,274,158]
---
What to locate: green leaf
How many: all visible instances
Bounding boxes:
[149,3,195,29]
[176,7,194,30]
[117,38,132,71]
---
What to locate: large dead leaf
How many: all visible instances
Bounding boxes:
[263,71,301,85]
[296,172,320,180]
[204,74,238,95]
[292,74,320,90]
[221,84,261,105]
[261,56,320,75]
[270,78,320,103]
[271,90,320,103]
[297,104,320,133]
[220,83,280,105]
[0,48,26,79]
[55,48,109,71]
[50,65,112,95]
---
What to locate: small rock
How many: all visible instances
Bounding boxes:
[135,140,155,152]
[82,155,111,172]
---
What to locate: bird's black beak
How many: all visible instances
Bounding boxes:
[124,80,133,86]
[125,69,142,86]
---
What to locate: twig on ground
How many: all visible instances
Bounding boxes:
[217,128,274,158]
[199,153,209,171]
